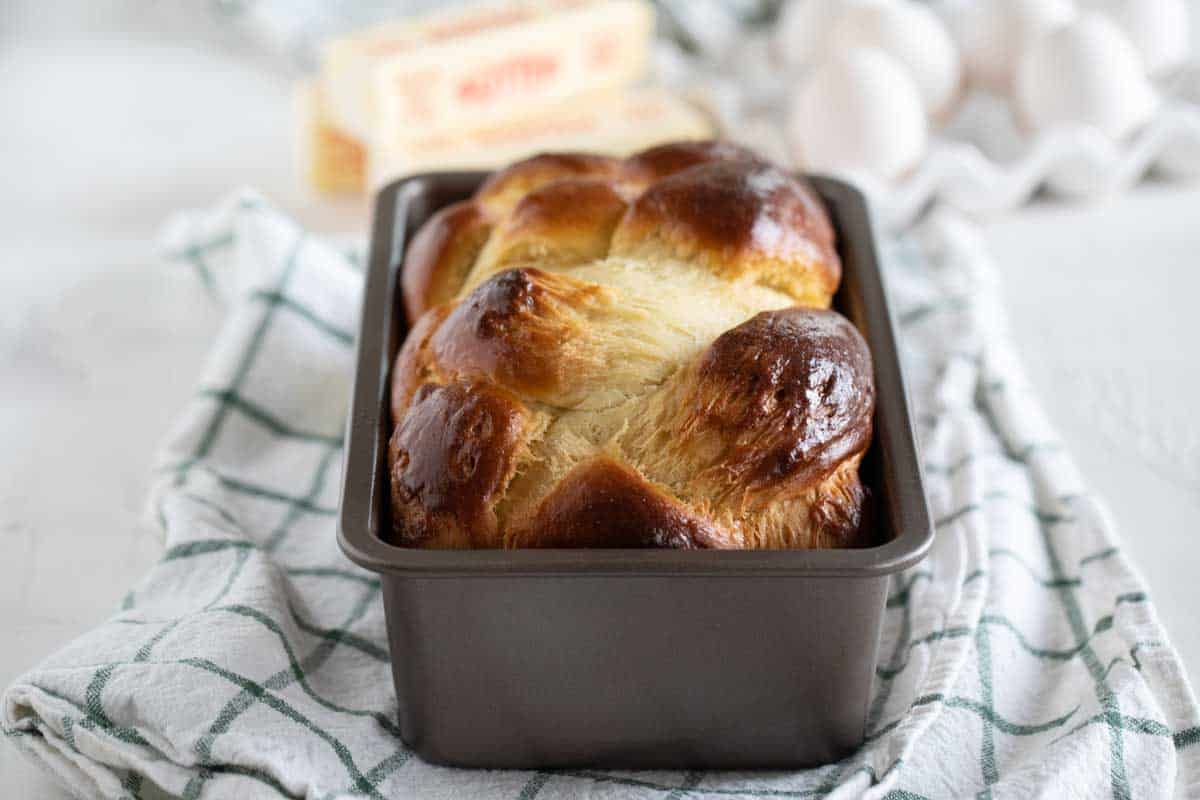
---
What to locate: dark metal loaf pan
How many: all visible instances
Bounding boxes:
[338,171,933,769]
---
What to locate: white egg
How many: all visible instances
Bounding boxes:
[950,0,1076,93]
[774,0,872,72]
[1015,14,1160,139]
[830,0,962,118]
[788,48,928,180]
[1086,0,1190,76]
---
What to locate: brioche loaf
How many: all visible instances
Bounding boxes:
[389,141,875,549]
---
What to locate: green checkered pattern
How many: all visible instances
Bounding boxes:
[3,193,1198,798]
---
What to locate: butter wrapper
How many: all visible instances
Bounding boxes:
[297,81,367,194]
[324,0,653,142]
[368,87,713,189]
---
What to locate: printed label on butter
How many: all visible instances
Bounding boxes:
[368,87,713,189]
[322,1,556,140]
[327,0,652,144]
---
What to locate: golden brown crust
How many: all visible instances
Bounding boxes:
[617,140,761,190]
[400,142,841,326]
[610,161,840,308]
[401,201,492,322]
[389,380,532,549]
[429,267,612,403]
[506,457,728,549]
[389,141,873,550]
[391,305,450,425]
[468,179,628,287]
[682,307,874,495]
[475,152,620,217]
[604,307,874,550]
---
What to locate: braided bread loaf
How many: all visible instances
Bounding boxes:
[389,141,875,550]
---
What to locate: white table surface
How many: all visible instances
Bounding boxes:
[3,3,1199,797]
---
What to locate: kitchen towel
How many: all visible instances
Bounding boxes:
[3,189,1199,799]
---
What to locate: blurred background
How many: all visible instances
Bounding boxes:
[3,2,1200,795]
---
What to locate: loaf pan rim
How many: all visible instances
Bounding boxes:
[338,170,933,579]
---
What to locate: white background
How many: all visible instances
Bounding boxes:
[2,3,1199,796]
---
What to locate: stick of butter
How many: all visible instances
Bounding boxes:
[323,0,653,143]
[368,87,714,190]
[296,81,367,194]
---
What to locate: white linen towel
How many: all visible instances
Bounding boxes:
[4,190,1198,799]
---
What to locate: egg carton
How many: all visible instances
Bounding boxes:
[659,36,1200,232]
[721,91,1200,233]
[856,85,1200,231]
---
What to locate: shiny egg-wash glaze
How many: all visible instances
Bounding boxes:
[388,141,875,550]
